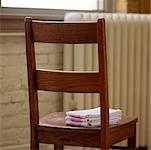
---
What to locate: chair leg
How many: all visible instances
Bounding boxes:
[31,141,39,150]
[54,144,64,150]
[128,125,136,150]
[128,135,136,150]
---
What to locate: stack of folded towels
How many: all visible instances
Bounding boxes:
[65,107,122,127]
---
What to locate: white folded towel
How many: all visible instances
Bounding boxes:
[65,115,120,123]
[65,119,120,127]
[65,107,122,127]
[66,107,122,119]
[65,115,100,122]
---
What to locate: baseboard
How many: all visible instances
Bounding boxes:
[1,144,76,150]
[1,144,148,150]
[112,146,148,150]
[1,144,53,150]
[1,144,30,150]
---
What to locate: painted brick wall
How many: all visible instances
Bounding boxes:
[0,34,63,150]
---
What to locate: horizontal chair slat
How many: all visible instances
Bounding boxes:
[32,21,97,43]
[37,125,100,148]
[35,69,100,93]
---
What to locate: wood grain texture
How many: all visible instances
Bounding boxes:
[36,69,99,93]
[32,21,97,43]
[140,0,151,13]
[25,17,40,150]
[115,0,151,13]
[24,17,138,150]
[38,112,137,148]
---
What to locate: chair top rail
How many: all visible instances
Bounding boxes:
[31,20,98,44]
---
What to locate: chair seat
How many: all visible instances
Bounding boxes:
[40,112,137,128]
[38,112,137,147]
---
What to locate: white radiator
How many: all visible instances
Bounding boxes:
[63,12,151,149]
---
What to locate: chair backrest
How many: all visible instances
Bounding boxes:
[25,17,109,146]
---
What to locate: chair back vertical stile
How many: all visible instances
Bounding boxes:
[97,19,109,149]
[25,17,137,150]
[25,18,39,149]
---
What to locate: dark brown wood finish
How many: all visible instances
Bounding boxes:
[25,17,39,150]
[25,17,137,150]
[97,19,110,149]
[32,21,97,43]
[36,70,99,93]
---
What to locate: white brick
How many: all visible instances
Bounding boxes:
[11,90,27,103]
[35,43,62,54]
[1,79,22,91]
[0,67,2,79]
[39,101,56,117]
[20,78,28,90]
[38,91,58,101]
[0,36,25,54]
[0,35,63,149]
[48,53,63,65]
[2,66,27,80]
[35,43,54,54]
[1,55,26,66]
[0,90,27,104]
[0,80,2,92]
[0,102,29,117]
[0,92,11,104]
[0,127,29,147]
[0,55,3,65]
[1,114,29,129]
[36,54,49,65]
[36,64,63,70]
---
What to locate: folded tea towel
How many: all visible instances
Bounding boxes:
[65,115,120,123]
[66,107,122,119]
[65,107,122,127]
[65,115,100,122]
[66,119,120,127]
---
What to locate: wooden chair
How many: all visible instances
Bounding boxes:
[25,17,137,150]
